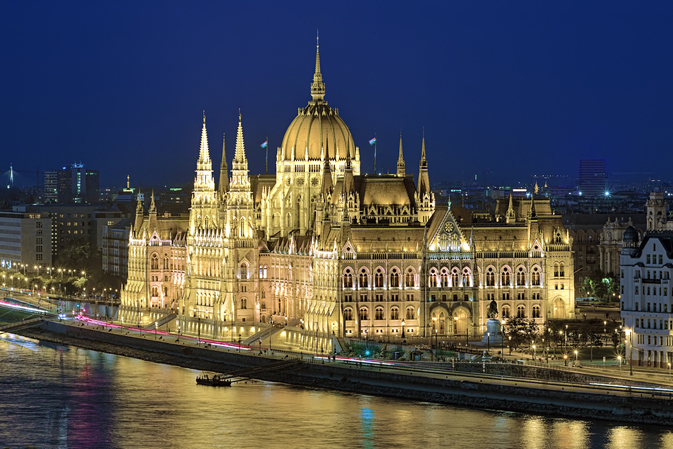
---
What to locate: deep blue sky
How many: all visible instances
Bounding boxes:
[2,2,672,188]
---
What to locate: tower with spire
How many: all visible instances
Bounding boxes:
[396,134,405,177]
[415,133,435,224]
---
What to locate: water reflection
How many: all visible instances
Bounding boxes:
[1,335,673,448]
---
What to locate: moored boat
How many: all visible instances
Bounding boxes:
[196,374,232,387]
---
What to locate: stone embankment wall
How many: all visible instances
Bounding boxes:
[19,321,673,426]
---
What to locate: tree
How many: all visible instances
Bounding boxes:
[583,269,620,301]
[504,317,539,350]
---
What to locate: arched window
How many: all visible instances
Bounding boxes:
[517,267,525,286]
[261,301,266,310]
[151,286,158,297]
[451,268,459,287]
[559,263,565,277]
[261,289,266,299]
[359,269,369,289]
[344,268,353,288]
[344,308,353,321]
[501,305,511,319]
[151,254,159,270]
[406,307,416,320]
[359,307,369,321]
[462,268,471,287]
[429,268,438,288]
[486,267,495,286]
[532,305,541,318]
[554,263,559,277]
[440,269,449,288]
[391,307,400,320]
[405,269,415,288]
[241,298,247,309]
[531,266,541,286]
[375,307,384,320]
[163,256,169,270]
[240,262,248,279]
[501,267,510,286]
[517,305,525,318]
[375,267,384,288]
[390,268,400,288]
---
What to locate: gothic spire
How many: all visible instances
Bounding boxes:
[418,132,430,195]
[234,111,247,164]
[311,31,325,101]
[397,133,405,177]
[219,133,229,195]
[198,111,211,164]
[149,189,156,213]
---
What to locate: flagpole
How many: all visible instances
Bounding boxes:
[265,136,268,174]
[374,133,377,174]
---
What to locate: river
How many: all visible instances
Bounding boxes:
[1,333,672,448]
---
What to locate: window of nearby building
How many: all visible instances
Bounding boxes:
[517,305,525,318]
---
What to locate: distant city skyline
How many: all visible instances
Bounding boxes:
[2,2,673,187]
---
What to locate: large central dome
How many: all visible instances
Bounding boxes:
[281,39,355,161]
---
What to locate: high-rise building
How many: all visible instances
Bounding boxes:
[578,159,607,198]
[57,164,100,204]
[43,170,58,203]
[121,42,575,350]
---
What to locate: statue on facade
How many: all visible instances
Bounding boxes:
[487,299,498,319]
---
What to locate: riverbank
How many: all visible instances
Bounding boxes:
[14,320,673,426]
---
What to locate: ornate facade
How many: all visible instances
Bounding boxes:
[121,41,575,349]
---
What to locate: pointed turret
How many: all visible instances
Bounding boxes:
[322,140,333,195]
[396,134,405,177]
[198,112,211,166]
[529,194,537,218]
[134,191,144,234]
[311,31,325,101]
[219,133,229,196]
[344,142,355,194]
[505,191,515,224]
[194,113,215,193]
[148,189,157,231]
[234,111,248,165]
[417,132,430,195]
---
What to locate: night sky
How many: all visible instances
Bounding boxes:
[2,2,672,188]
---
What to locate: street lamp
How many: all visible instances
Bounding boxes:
[508,335,512,355]
[532,344,536,361]
[238,334,242,353]
[618,356,622,372]
[574,349,578,366]
[401,319,405,339]
[487,332,490,353]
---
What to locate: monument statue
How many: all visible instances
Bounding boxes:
[487,299,498,320]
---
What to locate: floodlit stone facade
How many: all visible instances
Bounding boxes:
[121,41,575,349]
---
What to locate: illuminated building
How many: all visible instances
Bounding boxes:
[121,41,575,350]
[621,192,673,368]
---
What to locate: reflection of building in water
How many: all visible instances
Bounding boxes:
[120,41,574,350]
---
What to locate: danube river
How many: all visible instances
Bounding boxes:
[1,334,672,449]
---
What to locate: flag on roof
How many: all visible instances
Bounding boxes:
[260,140,268,149]
[368,137,376,145]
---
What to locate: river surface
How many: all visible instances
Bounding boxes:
[1,334,673,448]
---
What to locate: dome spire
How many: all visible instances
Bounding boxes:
[311,31,325,101]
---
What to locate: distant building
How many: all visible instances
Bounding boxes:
[43,170,58,203]
[578,159,607,198]
[102,218,132,277]
[18,204,97,260]
[57,164,100,204]
[0,211,52,270]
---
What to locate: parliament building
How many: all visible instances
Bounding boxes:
[120,42,575,351]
